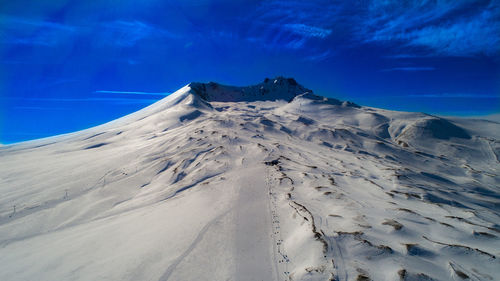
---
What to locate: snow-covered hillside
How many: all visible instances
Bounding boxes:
[0,77,499,281]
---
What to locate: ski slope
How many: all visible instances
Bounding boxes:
[0,77,499,281]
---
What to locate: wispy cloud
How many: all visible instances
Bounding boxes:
[251,0,500,57]
[0,15,76,31]
[36,79,80,89]
[244,1,336,53]
[303,50,333,62]
[243,22,331,51]
[383,54,430,59]
[283,23,331,38]
[380,66,436,72]
[407,93,498,98]
[358,0,500,57]
[404,10,500,56]
[95,90,171,96]
[1,15,77,46]
[97,20,177,47]
[13,106,70,110]
[3,97,159,104]
[1,15,177,48]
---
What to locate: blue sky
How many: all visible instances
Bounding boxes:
[1,0,499,143]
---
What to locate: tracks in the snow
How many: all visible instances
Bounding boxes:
[158,210,232,281]
[325,235,348,281]
[264,150,349,281]
[266,166,291,281]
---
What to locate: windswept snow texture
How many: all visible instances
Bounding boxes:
[1,77,499,281]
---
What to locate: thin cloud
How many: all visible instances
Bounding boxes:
[383,54,431,59]
[1,15,177,48]
[405,10,500,56]
[95,90,171,96]
[380,67,436,72]
[244,22,329,51]
[13,106,70,110]
[1,15,77,46]
[359,1,500,57]
[97,20,177,47]
[245,1,337,52]
[283,38,307,49]
[3,97,159,103]
[283,23,332,38]
[0,15,76,31]
[407,93,498,98]
[253,0,500,57]
[354,93,499,99]
[303,50,333,62]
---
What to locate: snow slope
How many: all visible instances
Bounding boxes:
[0,77,499,281]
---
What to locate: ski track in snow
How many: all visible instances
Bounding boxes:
[234,164,274,281]
[158,209,232,281]
[0,77,499,281]
[328,235,347,281]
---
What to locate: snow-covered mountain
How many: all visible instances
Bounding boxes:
[0,77,499,281]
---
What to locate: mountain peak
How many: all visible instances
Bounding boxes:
[188,76,311,102]
[262,76,298,86]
